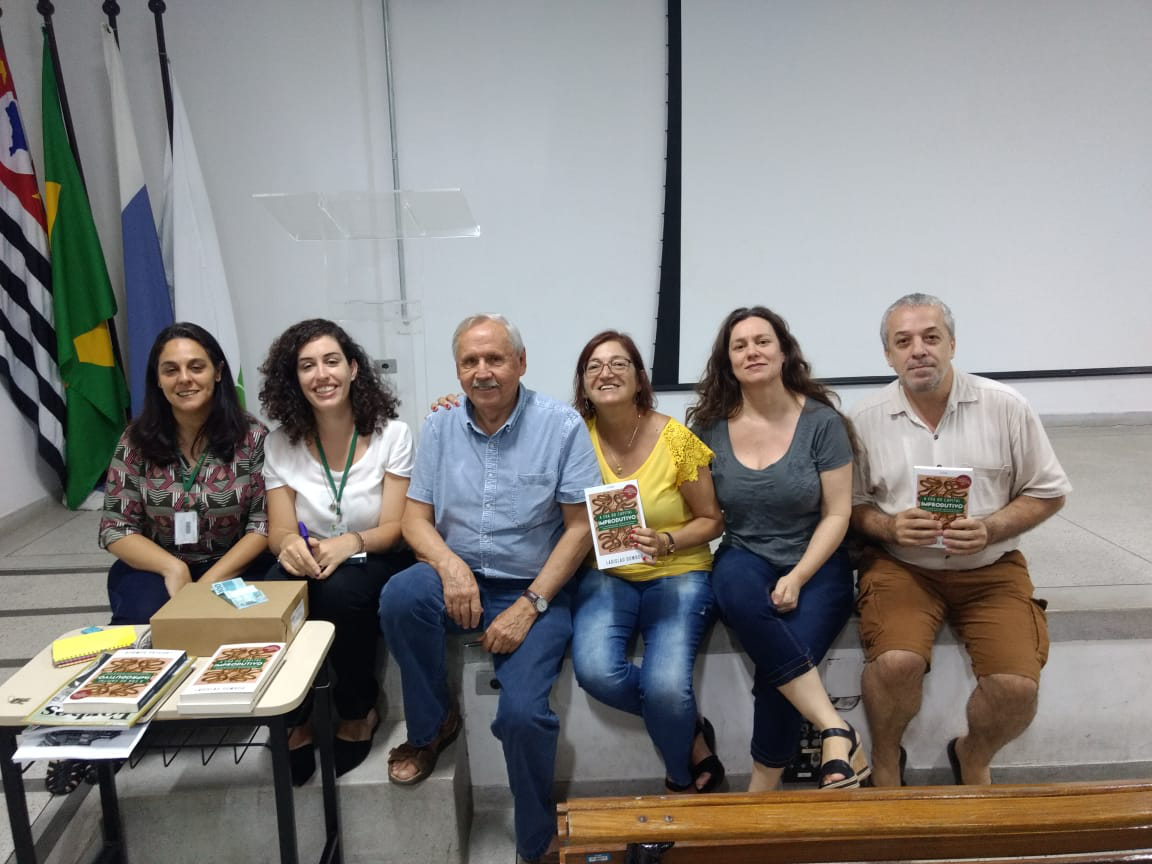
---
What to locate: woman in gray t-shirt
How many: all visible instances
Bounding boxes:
[689,306,869,791]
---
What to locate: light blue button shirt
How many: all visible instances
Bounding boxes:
[408,386,599,581]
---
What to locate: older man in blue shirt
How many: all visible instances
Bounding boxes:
[379,313,599,864]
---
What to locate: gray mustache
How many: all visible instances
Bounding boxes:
[472,380,500,391]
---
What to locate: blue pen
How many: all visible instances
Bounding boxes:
[298,521,314,556]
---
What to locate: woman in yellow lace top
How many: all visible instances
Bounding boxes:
[570,330,726,794]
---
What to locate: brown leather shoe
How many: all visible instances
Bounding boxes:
[387,706,462,785]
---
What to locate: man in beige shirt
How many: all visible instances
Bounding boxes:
[850,293,1071,787]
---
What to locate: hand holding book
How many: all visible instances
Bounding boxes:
[622,526,666,561]
[911,466,974,551]
[891,507,949,547]
[937,515,990,555]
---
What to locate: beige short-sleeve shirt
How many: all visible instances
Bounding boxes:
[850,371,1071,571]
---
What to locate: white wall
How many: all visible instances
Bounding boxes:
[0,386,56,518]
[1,0,1149,518]
[680,0,1152,382]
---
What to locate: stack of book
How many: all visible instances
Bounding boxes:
[59,648,191,718]
[15,645,193,763]
[178,642,287,714]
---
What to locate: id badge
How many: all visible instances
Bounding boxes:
[174,511,199,545]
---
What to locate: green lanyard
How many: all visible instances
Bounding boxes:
[316,429,358,518]
[180,450,208,509]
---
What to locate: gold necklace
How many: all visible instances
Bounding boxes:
[601,414,641,474]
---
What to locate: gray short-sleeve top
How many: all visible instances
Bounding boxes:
[695,400,852,567]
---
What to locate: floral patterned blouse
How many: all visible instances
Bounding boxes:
[98,417,269,564]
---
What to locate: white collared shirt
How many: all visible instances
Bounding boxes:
[850,371,1071,570]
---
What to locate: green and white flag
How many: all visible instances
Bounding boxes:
[42,36,130,508]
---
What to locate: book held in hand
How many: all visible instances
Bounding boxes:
[914,465,974,549]
[60,648,188,715]
[584,480,647,570]
[178,642,287,713]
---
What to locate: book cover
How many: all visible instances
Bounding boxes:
[585,480,647,570]
[25,658,193,727]
[914,465,974,549]
[51,626,138,667]
[60,648,187,714]
[178,643,286,712]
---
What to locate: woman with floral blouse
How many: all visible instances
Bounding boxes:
[99,323,271,624]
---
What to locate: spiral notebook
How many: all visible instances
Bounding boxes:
[51,626,138,667]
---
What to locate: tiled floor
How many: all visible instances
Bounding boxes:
[1,421,1149,863]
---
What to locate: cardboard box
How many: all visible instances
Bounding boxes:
[150,580,308,658]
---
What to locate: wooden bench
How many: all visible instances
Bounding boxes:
[556,780,1152,863]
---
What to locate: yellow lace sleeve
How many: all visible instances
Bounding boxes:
[662,419,714,486]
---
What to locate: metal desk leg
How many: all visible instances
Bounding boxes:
[268,715,300,864]
[94,760,126,863]
[1,727,37,864]
[312,660,341,864]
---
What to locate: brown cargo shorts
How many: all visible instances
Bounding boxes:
[856,547,1049,681]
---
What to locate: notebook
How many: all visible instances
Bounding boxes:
[51,627,138,668]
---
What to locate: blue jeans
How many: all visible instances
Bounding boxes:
[571,568,714,788]
[379,562,576,861]
[711,545,853,768]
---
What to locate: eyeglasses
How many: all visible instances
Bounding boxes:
[584,358,633,377]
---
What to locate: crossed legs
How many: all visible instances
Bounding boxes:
[711,546,857,790]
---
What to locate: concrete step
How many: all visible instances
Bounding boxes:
[460,585,1152,796]
[0,570,109,611]
[0,612,112,668]
[0,501,107,566]
[108,717,471,864]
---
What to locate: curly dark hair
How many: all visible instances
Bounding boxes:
[686,306,846,429]
[571,330,656,419]
[258,319,399,444]
[129,323,249,465]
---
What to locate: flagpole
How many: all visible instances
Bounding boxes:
[39,0,129,416]
[36,1,87,189]
[148,0,174,142]
[103,0,120,44]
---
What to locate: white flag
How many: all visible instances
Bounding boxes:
[102,24,173,414]
[161,69,246,406]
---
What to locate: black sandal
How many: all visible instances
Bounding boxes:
[819,724,872,789]
[45,759,95,796]
[690,717,725,793]
[946,737,965,785]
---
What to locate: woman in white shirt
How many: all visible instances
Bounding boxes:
[260,319,413,783]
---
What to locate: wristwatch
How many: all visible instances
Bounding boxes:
[522,588,549,614]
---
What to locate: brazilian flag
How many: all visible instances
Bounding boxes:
[42,37,129,509]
